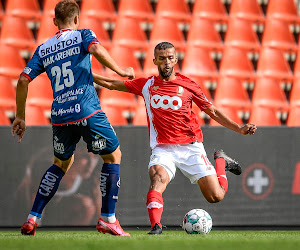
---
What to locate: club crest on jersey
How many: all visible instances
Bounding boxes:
[153,86,159,90]
[177,86,184,96]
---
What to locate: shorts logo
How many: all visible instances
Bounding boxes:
[53,137,65,154]
[92,135,106,151]
[151,94,182,110]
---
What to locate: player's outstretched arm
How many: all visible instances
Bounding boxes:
[11,75,30,143]
[93,73,129,92]
[204,105,257,135]
[89,44,135,79]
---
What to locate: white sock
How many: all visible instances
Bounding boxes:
[102,215,116,223]
[28,214,41,225]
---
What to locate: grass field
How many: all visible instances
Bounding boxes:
[1,230,300,250]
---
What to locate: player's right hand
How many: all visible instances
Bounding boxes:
[11,117,26,143]
[121,67,135,80]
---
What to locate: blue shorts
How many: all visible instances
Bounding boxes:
[52,112,119,160]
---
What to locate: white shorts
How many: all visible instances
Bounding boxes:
[148,142,216,184]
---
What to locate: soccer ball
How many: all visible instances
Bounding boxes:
[182,209,212,235]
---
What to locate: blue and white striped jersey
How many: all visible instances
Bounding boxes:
[21,28,101,125]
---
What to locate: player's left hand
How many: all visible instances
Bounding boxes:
[240,123,257,135]
[11,117,26,143]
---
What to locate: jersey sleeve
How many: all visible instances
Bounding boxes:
[189,81,212,111]
[81,29,100,52]
[21,46,45,82]
[124,78,148,96]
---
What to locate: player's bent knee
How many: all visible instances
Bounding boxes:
[204,190,225,203]
[101,146,122,164]
[54,155,74,173]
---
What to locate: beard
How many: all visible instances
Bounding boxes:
[159,67,174,78]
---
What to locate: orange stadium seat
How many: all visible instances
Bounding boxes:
[27,74,53,111]
[36,15,58,45]
[0,16,36,52]
[0,44,26,79]
[229,0,265,25]
[256,47,293,87]
[187,18,223,56]
[150,17,186,53]
[25,105,50,126]
[81,0,117,23]
[132,96,147,126]
[143,47,180,76]
[112,16,148,53]
[214,77,251,112]
[100,104,129,126]
[248,105,281,126]
[0,109,11,125]
[289,77,300,107]
[0,75,16,112]
[43,0,61,17]
[262,19,298,58]
[252,77,289,112]
[5,0,41,22]
[79,15,111,50]
[0,1,3,22]
[118,0,154,23]
[192,0,228,24]
[106,46,143,78]
[182,47,218,87]
[219,47,256,83]
[155,0,191,24]
[210,105,243,126]
[286,106,300,126]
[293,49,300,78]
[266,0,300,25]
[224,18,260,54]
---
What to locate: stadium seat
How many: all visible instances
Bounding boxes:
[293,49,300,78]
[192,0,228,24]
[149,17,186,53]
[262,19,297,59]
[0,75,16,113]
[256,47,293,86]
[106,47,143,78]
[214,77,251,112]
[0,1,3,22]
[0,44,26,79]
[187,18,223,56]
[219,47,256,83]
[143,47,180,76]
[25,105,50,126]
[252,77,289,112]
[112,16,148,53]
[36,15,58,45]
[100,104,129,126]
[182,47,218,89]
[266,0,300,25]
[224,18,260,54]
[209,105,243,126]
[5,0,41,22]
[286,106,300,126]
[26,74,53,111]
[0,109,11,125]
[155,0,191,24]
[43,0,61,17]
[289,77,300,107]
[248,105,281,126]
[91,59,106,75]
[118,0,154,23]
[80,0,117,23]
[0,16,36,52]
[79,16,111,50]
[132,96,147,126]
[229,0,265,25]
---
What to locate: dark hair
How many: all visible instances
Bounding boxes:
[55,0,80,24]
[154,42,175,55]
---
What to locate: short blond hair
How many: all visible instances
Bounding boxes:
[55,0,80,24]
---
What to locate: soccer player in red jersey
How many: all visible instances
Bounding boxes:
[93,42,257,234]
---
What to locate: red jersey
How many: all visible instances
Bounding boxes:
[124,73,212,149]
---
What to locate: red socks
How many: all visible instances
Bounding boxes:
[146,190,164,228]
[215,158,228,193]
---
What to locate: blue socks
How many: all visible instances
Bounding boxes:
[30,165,65,219]
[100,163,120,220]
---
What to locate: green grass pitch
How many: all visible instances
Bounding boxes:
[1,230,300,250]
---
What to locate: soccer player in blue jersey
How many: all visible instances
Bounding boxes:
[11,0,134,236]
